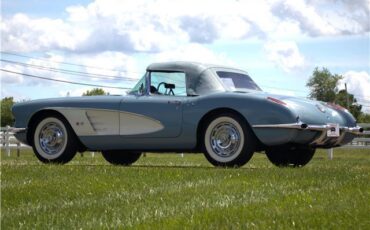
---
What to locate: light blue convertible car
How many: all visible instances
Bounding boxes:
[12,62,363,167]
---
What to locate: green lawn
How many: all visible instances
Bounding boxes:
[1,149,369,229]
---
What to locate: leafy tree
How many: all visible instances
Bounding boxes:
[306,67,366,120]
[82,88,107,96]
[358,113,370,123]
[1,97,15,127]
[306,67,343,102]
[335,90,362,120]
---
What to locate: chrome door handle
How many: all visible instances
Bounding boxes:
[168,100,182,105]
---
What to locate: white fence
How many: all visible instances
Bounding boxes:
[1,124,369,158]
[1,126,31,157]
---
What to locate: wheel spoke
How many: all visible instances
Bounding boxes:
[38,122,66,155]
[210,121,241,158]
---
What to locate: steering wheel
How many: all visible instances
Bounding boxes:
[156,82,176,95]
[157,82,166,93]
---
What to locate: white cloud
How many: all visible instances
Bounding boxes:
[1,0,368,54]
[153,43,236,66]
[75,51,142,81]
[271,0,370,36]
[0,14,86,52]
[338,70,370,113]
[271,0,337,36]
[264,41,306,72]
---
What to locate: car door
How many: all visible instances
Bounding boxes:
[119,71,187,138]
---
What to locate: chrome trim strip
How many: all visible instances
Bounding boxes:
[84,111,97,132]
[8,127,26,133]
[45,107,118,113]
[252,122,306,129]
[341,126,364,135]
[252,122,364,146]
[252,122,363,134]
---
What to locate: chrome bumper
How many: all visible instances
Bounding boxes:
[8,127,27,133]
[6,127,28,145]
[252,122,363,135]
[252,122,363,146]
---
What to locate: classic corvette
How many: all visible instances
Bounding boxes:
[12,61,363,167]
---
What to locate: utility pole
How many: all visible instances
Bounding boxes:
[345,83,350,109]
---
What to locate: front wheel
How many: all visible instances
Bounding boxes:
[102,151,142,166]
[202,113,256,167]
[32,115,77,164]
[265,146,316,167]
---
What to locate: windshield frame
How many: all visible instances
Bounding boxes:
[128,72,150,96]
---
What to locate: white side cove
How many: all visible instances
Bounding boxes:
[119,111,164,135]
[52,108,164,136]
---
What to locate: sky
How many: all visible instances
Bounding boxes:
[1,0,369,112]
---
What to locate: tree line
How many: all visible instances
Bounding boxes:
[1,68,370,127]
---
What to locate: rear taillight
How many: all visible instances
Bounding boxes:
[267,97,287,106]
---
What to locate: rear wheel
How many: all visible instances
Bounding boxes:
[102,151,142,166]
[265,146,315,167]
[202,113,255,167]
[32,115,77,164]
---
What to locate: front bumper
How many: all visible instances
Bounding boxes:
[9,127,29,146]
[253,122,363,147]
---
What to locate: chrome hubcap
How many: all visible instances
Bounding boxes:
[210,122,241,157]
[39,122,65,155]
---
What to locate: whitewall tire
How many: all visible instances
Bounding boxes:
[32,115,77,164]
[202,113,255,167]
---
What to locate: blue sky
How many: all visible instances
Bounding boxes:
[1,0,369,112]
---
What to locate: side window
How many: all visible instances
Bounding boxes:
[150,72,187,96]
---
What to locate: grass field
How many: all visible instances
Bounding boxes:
[1,149,369,229]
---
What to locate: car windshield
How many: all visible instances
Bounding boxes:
[216,71,261,91]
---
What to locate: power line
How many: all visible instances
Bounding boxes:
[1,59,187,87]
[2,68,370,109]
[0,69,132,90]
[3,51,370,101]
[1,51,143,74]
[0,59,139,82]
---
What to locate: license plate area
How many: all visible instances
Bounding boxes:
[327,123,340,137]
